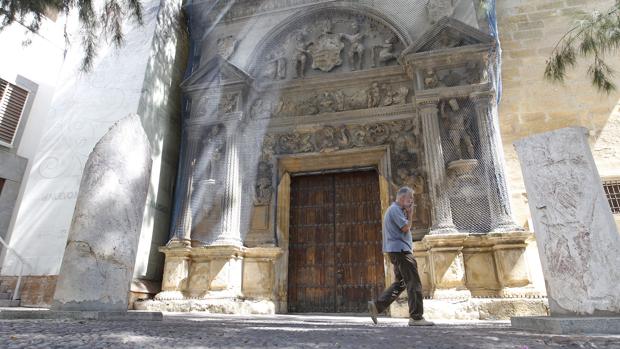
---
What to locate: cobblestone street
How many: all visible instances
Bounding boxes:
[1,313,619,349]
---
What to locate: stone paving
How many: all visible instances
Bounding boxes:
[0,313,619,349]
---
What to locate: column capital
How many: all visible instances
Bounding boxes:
[469,90,495,103]
[416,97,441,110]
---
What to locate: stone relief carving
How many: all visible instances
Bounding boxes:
[293,31,310,78]
[342,21,366,71]
[201,124,226,180]
[265,47,287,80]
[218,93,238,114]
[256,10,405,79]
[426,0,456,24]
[423,68,439,89]
[254,161,274,205]
[308,19,346,72]
[372,35,399,68]
[268,81,409,118]
[441,98,474,160]
[420,62,487,90]
[217,36,238,59]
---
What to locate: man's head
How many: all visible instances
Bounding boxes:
[396,186,414,208]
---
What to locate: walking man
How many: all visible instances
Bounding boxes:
[368,187,434,326]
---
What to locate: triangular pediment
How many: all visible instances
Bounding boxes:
[181,55,252,91]
[404,17,494,55]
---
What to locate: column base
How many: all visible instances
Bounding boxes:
[135,298,278,315]
[429,225,459,235]
[491,221,524,233]
[390,297,549,320]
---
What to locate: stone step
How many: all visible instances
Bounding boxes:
[0,292,12,299]
[0,299,20,307]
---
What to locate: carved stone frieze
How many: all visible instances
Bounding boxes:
[250,81,410,119]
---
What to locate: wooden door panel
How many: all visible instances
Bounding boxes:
[288,171,383,313]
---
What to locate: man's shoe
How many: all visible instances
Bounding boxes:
[368,301,378,325]
[408,318,435,326]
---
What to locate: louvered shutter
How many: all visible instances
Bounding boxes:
[0,78,29,146]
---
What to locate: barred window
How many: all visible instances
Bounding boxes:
[603,179,620,214]
[0,78,30,147]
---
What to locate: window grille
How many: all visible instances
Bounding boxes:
[0,78,29,147]
[603,179,620,214]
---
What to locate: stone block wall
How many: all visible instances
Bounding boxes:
[496,0,620,228]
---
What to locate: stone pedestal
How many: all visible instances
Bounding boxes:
[52,115,152,311]
[155,242,191,300]
[145,245,282,314]
[425,234,471,299]
[512,127,620,333]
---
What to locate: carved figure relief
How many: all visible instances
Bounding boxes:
[218,93,238,114]
[268,81,410,118]
[265,47,287,80]
[426,0,456,24]
[217,36,238,59]
[441,98,475,159]
[254,161,274,205]
[342,21,366,71]
[201,124,226,180]
[423,68,439,89]
[372,35,399,67]
[293,31,310,78]
[255,10,405,78]
[250,98,274,119]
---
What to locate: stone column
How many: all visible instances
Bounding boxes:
[212,133,243,246]
[171,128,201,243]
[418,99,458,234]
[470,91,520,232]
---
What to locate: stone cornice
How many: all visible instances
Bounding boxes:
[415,82,492,101]
[186,111,244,128]
[248,103,416,133]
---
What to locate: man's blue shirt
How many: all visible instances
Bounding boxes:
[382,202,413,253]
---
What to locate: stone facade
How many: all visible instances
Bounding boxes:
[137,0,549,319]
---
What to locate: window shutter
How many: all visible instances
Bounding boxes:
[0,78,29,146]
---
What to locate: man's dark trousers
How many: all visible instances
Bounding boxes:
[374,251,424,320]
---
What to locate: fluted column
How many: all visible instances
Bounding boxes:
[171,128,201,243]
[212,133,243,246]
[470,91,521,231]
[418,99,458,235]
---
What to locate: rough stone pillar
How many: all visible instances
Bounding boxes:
[212,133,243,246]
[52,114,152,311]
[470,91,520,232]
[172,128,201,243]
[514,127,620,316]
[418,100,458,234]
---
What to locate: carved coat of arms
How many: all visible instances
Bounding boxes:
[310,33,345,72]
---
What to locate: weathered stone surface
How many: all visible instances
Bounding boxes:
[391,298,549,320]
[514,127,620,316]
[511,316,620,335]
[52,114,152,311]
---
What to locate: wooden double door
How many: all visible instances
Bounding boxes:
[287,170,385,313]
